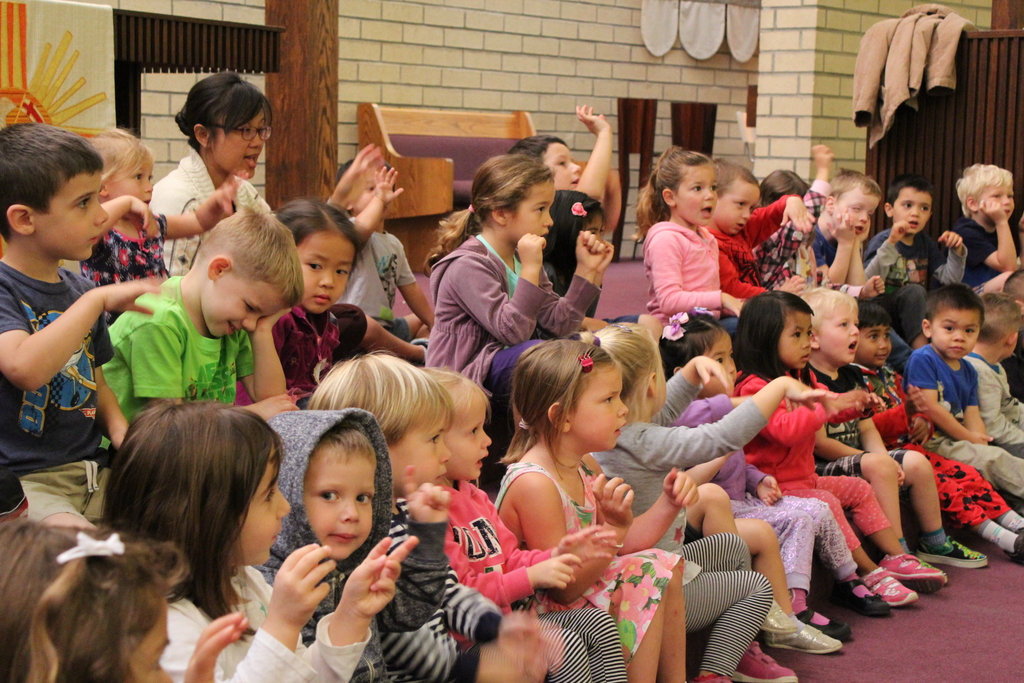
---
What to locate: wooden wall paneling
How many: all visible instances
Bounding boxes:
[264,0,338,209]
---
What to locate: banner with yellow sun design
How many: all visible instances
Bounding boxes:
[0,0,113,136]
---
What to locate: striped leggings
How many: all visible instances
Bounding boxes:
[539,608,629,683]
[681,533,773,677]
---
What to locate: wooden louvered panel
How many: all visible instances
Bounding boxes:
[866,31,1024,239]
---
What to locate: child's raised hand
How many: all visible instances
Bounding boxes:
[812,144,835,174]
[756,475,783,506]
[575,105,610,136]
[517,233,547,270]
[575,230,614,276]
[662,467,699,508]
[526,553,581,590]
[185,613,248,683]
[777,275,806,295]
[331,144,384,209]
[91,279,162,315]
[264,544,336,648]
[681,355,730,390]
[403,466,451,523]
[782,195,814,233]
[937,230,965,253]
[888,221,909,244]
[592,473,634,531]
[373,165,404,207]
[338,536,417,621]
[858,276,885,299]
[554,525,618,563]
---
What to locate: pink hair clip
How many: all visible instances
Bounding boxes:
[578,354,594,373]
[662,312,689,341]
[571,202,587,217]
[468,204,475,213]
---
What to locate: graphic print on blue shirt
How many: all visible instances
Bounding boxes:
[19,301,97,436]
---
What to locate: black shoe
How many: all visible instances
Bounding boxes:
[1007,532,1024,565]
[795,609,852,642]
[830,578,891,617]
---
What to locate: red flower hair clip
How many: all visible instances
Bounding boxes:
[579,354,594,373]
[571,202,587,217]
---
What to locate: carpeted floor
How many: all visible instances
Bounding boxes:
[400,258,1024,682]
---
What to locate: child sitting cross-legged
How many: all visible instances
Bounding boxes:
[660,314,880,642]
[965,293,1024,459]
[804,287,985,574]
[428,368,630,683]
[310,355,564,683]
[855,300,1024,564]
[0,123,159,529]
[904,284,1024,511]
[103,209,303,422]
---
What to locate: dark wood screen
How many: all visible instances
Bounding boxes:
[865,30,1024,238]
[112,10,283,131]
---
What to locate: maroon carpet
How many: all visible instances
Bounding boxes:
[400,259,1024,682]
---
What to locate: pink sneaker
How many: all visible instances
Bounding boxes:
[862,568,919,607]
[879,553,948,593]
[690,675,732,683]
[731,641,798,683]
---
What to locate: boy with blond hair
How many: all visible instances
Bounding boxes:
[811,170,885,300]
[104,209,303,422]
[0,123,158,528]
[952,164,1019,290]
[803,287,980,573]
[965,292,1024,458]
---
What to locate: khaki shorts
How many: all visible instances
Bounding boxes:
[19,460,109,523]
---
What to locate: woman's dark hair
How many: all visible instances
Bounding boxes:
[734,291,814,383]
[104,402,283,621]
[175,72,272,153]
[508,134,568,159]
[276,199,363,260]
[659,314,727,378]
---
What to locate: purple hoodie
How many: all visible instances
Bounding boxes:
[675,394,769,500]
[427,237,599,387]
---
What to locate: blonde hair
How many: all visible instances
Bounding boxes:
[196,209,304,307]
[423,368,490,421]
[310,354,455,445]
[504,340,619,464]
[308,419,378,471]
[980,292,1022,343]
[90,128,154,186]
[635,147,714,238]
[956,164,1014,217]
[427,155,552,271]
[592,323,664,423]
[829,169,882,202]
[802,287,858,330]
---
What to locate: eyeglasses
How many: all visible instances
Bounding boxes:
[212,125,272,141]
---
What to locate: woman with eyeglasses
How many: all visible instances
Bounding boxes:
[153,72,274,275]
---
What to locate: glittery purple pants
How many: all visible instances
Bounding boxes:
[731,494,857,592]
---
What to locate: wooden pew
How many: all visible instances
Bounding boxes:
[357,104,536,272]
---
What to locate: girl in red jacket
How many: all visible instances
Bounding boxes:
[428,369,630,683]
[733,291,929,609]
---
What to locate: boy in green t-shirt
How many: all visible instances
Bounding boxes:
[105,209,304,421]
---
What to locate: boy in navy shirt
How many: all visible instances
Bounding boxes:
[952,164,1018,290]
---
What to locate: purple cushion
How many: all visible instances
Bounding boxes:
[389,135,518,183]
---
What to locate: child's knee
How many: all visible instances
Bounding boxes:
[740,517,779,552]
[698,482,731,506]
[862,452,899,479]
[902,451,931,477]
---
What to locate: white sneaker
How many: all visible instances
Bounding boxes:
[763,623,842,654]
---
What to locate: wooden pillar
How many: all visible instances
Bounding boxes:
[992,0,1024,29]
[264,0,338,208]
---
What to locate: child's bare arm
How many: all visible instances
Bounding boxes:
[812,145,834,184]
[398,282,434,329]
[95,367,129,449]
[685,455,730,485]
[915,388,991,444]
[857,418,888,453]
[601,171,623,234]
[0,281,158,391]
[574,106,613,201]
[239,310,290,403]
[813,426,866,461]
[101,196,152,237]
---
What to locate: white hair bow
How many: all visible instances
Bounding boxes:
[56,532,125,565]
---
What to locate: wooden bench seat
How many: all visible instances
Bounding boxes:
[357,104,536,271]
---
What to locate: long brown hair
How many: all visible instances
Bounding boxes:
[0,521,184,683]
[104,401,282,621]
[503,340,619,463]
[635,147,713,238]
[427,154,552,271]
